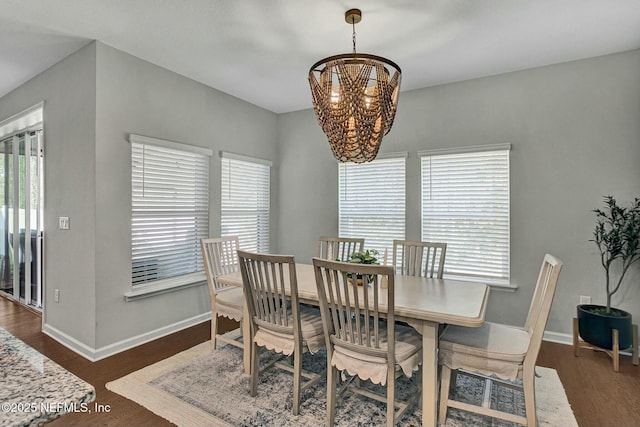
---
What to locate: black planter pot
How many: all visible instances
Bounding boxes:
[577,304,633,350]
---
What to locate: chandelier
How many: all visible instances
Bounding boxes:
[308,8,401,163]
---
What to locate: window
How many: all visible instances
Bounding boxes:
[130,134,211,286]
[338,153,406,259]
[420,144,510,284]
[221,152,271,253]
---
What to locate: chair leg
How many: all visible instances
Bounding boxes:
[327,366,338,426]
[438,365,452,426]
[211,310,218,350]
[450,369,458,390]
[417,367,423,410]
[522,367,537,427]
[293,347,302,415]
[354,376,362,388]
[250,342,260,397]
[386,366,395,427]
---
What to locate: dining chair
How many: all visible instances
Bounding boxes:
[200,237,244,351]
[238,250,325,416]
[312,257,422,427]
[392,239,447,278]
[317,236,364,262]
[438,253,563,427]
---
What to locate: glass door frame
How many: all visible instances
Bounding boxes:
[1,129,44,309]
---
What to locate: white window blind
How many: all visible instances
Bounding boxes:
[420,145,510,283]
[338,154,406,258]
[221,153,271,253]
[130,135,210,286]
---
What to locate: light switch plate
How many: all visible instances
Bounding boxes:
[59,216,70,230]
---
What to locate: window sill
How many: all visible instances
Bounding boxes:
[125,272,207,301]
[487,282,518,292]
[443,274,518,292]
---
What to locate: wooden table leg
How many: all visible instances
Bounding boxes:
[422,320,439,427]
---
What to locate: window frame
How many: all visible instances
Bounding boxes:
[126,134,212,299]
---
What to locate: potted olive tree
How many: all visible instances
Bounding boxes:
[578,195,640,350]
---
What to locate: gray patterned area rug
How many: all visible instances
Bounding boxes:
[107,341,577,427]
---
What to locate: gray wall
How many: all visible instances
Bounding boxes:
[0,41,279,353]
[0,43,98,347]
[277,49,640,336]
[1,39,638,353]
[93,42,279,348]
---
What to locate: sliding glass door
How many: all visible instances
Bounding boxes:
[0,130,44,309]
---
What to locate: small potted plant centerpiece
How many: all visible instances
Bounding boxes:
[578,195,640,351]
[347,249,380,286]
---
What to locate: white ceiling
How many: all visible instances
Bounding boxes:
[1,0,640,114]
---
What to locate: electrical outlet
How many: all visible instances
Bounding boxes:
[579,295,591,305]
[54,289,60,303]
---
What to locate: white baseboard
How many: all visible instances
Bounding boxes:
[543,330,573,346]
[40,322,637,363]
[42,323,98,360]
[43,312,212,362]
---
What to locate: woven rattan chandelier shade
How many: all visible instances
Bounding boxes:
[308,9,401,163]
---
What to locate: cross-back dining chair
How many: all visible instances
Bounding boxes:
[200,236,244,351]
[392,240,447,278]
[438,253,563,427]
[312,257,422,427]
[317,236,364,262]
[237,250,325,416]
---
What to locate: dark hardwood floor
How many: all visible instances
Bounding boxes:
[2,295,639,427]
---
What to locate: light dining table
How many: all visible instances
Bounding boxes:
[216,262,489,427]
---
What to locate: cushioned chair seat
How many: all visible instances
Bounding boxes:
[332,323,422,385]
[439,322,529,381]
[214,286,244,322]
[254,306,325,356]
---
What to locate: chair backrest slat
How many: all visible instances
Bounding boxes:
[313,258,394,357]
[238,251,300,336]
[201,236,240,294]
[392,240,447,278]
[318,237,365,262]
